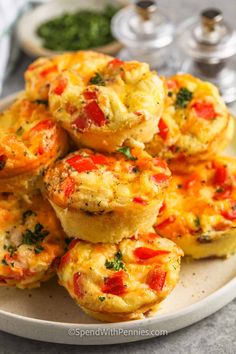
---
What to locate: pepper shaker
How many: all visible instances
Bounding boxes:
[111,0,175,74]
[177,8,236,103]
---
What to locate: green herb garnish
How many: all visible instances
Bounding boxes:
[34,245,45,254]
[98,296,106,302]
[89,73,105,86]
[2,259,8,266]
[22,210,37,223]
[117,147,137,161]
[175,88,193,108]
[105,250,126,271]
[33,99,48,105]
[194,216,201,229]
[7,245,16,258]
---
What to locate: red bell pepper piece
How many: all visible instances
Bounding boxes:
[66,155,97,173]
[101,270,126,296]
[156,216,176,229]
[61,176,75,198]
[54,78,67,95]
[133,197,148,206]
[134,247,170,260]
[193,102,216,120]
[152,173,169,184]
[39,65,58,77]
[146,268,167,291]
[73,272,83,298]
[84,101,106,127]
[83,91,97,100]
[214,166,228,185]
[183,173,199,189]
[158,118,169,140]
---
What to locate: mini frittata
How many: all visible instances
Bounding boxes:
[155,156,236,259]
[57,233,183,322]
[24,51,112,102]
[44,147,171,243]
[0,192,65,288]
[0,97,68,193]
[146,74,233,170]
[48,57,164,152]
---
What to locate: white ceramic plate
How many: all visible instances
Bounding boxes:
[17,0,124,58]
[0,93,236,345]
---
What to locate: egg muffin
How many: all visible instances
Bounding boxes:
[48,57,164,152]
[57,232,183,322]
[44,147,170,243]
[0,97,68,193]
[146,74,233,170]
[0,192,65,288]
[155,156,236,259]
[24,51,112,102]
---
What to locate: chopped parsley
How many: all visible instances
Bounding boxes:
[194,216,201,229]
[2,259,8,266]
[33,99,48,105]
[34,245,45,254]
[175,88,193,108]
[22,210,37,223]
[105,250,126,271]
[89,72,105,86]
[98,296,106,302]
[22,223,49,254]
[215,187,224,193]
[117,147,137,161]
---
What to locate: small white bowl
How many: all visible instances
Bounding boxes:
[17,0,124,58]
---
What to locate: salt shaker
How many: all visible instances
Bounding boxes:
[111,0,175,74]
[177,8,236,103]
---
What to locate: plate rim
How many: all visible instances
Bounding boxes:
[0,92,235,344]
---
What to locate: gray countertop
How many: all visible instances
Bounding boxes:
[1,0,236,353]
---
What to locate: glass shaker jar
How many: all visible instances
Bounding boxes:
[111,0,175,75]
[177,8,236,103]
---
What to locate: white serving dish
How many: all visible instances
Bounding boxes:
[0,93,235,345]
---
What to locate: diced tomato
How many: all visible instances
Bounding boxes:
[101,270,126,296]
[193,102,216,120]
[39,65,58,77]
[152,173,169,184]
[84,101,106,127]
[153,158,168,169]
[146,268,166,291]
[58,252,70,271]
[83,91,97,100]
[66,155,97,173]
[133,197,148,206]
[61,176,75,198]
[156,216,176,229]
[54,78,67,95]
[90,155,108,165]
[214,166,228,185]
[183,173,199,189]
[73,272,83,298]
[166,80,177,90]
[0,154,7,170]
[159,202,166,213]
[134,247,170,260]
[158,118,169,140]
[214,184,232,200]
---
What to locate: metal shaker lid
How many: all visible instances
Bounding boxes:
[111,0,174,50]
[177,8,236,62]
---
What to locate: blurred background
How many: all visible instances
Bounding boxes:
[1,0,236,103]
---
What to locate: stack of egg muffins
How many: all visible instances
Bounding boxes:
[0,51,234,322]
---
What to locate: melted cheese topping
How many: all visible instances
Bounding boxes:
[0,96,68,178]
[57,233,183,319]
[48,58,164,142]
[24,51,113,101]
[0,193,65,288]
[155,156,236,258]
[146,74,231,162]
[44,148,170,212]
